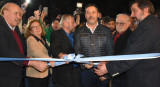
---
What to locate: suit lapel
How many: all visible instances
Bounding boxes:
[61,29,73,47]
[1,16,23,53]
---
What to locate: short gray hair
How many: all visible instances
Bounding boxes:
[0,3,18,16]
[59,14,73,27]
[116,13,131,22]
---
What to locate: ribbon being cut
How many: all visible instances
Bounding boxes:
[0,53,160,67]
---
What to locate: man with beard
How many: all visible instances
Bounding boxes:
[95,0,160,87]
[103,16,116,35]
[74,4,114,87]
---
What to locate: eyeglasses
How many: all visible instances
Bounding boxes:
[31,25,41,29]
[116,22,126,26]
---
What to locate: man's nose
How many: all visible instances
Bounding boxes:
[17,13,22,19]
[130,13,134,17]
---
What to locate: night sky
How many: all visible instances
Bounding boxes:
[0,0,160,24]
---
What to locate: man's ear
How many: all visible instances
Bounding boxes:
[63,21,68,26]
[3,10,8,15]
[143,7,149,14]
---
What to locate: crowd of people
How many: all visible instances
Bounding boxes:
[0,0,160,87]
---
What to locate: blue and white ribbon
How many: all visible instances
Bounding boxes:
[0,53,160,66]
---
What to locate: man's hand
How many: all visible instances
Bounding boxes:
[28,61,48,72]
[34,10,41,20]
[99,76,107,81]
[58,53,69,64]
[49,61,55,67]
[40,11,47,22]
[58,53,67,59]
[94,62,108,76]
[84,64,94,69]
[56,14,61,19]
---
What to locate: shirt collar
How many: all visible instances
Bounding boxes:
[64,29,74,37]
[86,22,98,34]
[6,21,16,31]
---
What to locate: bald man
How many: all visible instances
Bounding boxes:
[0,3,48,87]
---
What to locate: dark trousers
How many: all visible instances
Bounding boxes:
[52,64,81,87]
[112,73,126,87]
[80,69,109,87]
[27,76,49,87]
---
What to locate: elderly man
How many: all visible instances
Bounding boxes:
[0,3,48,87]
[50,14,81,87]
[112,14,133,87]
[95,0,160,87]
[114,14,132,54]
[74,4,114,87]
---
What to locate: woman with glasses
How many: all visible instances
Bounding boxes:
[24,19,54,87]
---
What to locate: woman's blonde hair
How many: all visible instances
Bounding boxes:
[24,19,46,38]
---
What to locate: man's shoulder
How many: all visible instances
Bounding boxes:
[54,28,64,33]
[98,24,110,30]
[142,15,160,25]
[75,25,88,33]
[0,16,6,28]
[79,25,87,30]
[139,15,160,31]
[96,24,112,33]
[53,29,66,37]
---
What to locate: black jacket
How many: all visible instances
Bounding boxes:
[106,15,160,87]
[50,29,74,58]
[114,29,132,55]
[74,24,114,57]
[50,29,80,87]
[0,16,26,87]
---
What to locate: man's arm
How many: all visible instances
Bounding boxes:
[74,28,82,55]
[50,31,63,58]
[95,25,157,78]
[105,28,114,55]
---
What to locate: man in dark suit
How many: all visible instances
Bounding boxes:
[111,14,133,87]
[50,14,81,87]
[95,0,160,87]
[0,3,48,87]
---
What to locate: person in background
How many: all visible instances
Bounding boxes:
[98,12,102,24]
[103,16,116,35]
[24,19,55,87]
[45,24,50,29]
[45,18,60,43]
[28,16,36,22]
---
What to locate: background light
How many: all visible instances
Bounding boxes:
[77,3,82,8]
[26,0,30,3]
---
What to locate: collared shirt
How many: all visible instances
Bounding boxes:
[6,21,15,31]
[86,22,98,34]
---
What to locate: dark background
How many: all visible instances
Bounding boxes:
[0,0,160,24]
